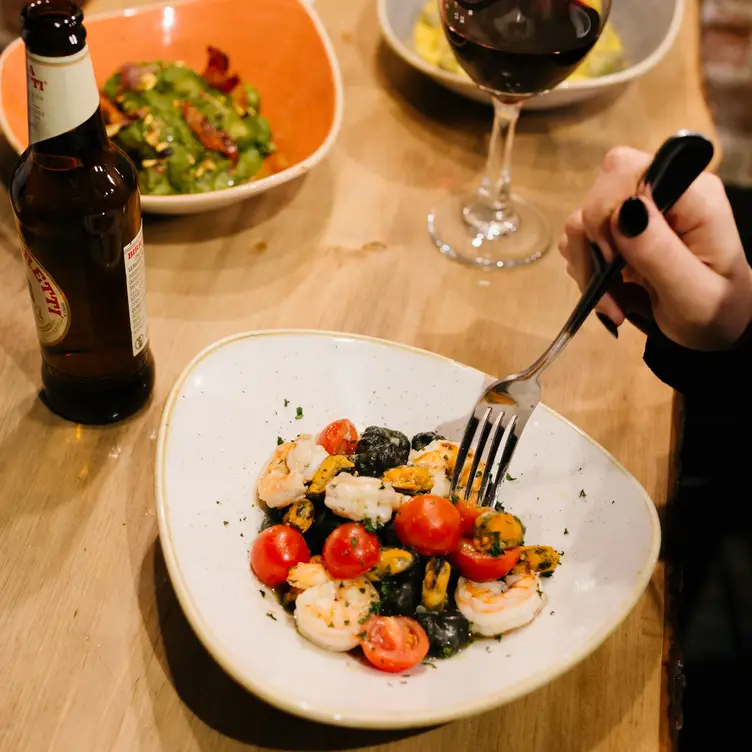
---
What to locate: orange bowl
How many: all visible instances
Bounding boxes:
[0,0,342,214]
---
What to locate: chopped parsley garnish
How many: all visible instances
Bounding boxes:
[579,489,586,498]
[276,436,284,445]
[440,647,455,659]
[489,535,504,557]
[450,494,459,504]
[295,407,303,420]
[259,590,266,598]
[266,612,277,621]
[564,528,569,535]
[351,536,358,549]
[369,601,381,615]
[283,398,290,407]
[223,521,229,526]
[359,587,366,594]
[506,473,516,481]
[540,571,554,578]
[495,635,502,642]
[357,631,367,640]
[363,518,382,533]
[344,620,350,626]
[422,661,437,669]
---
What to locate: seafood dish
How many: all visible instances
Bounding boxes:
[251,419,562,674]
[100,47,279,196]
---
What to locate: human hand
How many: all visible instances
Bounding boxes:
[558,146,752,351]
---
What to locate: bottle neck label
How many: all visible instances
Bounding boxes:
[26,46,100,144]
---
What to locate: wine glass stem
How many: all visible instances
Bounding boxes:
[463,98,523,235]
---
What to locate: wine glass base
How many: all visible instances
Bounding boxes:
[428,192,552,269]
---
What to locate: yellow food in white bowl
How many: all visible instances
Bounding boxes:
[412,0,625,85]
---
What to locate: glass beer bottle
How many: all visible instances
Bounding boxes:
[10,0,155,424]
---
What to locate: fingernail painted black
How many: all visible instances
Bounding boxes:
[596,313,619,339]
[618,196,649,238]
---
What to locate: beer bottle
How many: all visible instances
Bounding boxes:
[10,0,155,424]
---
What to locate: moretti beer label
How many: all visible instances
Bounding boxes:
[21,244,70,346]
[26,46,99,144]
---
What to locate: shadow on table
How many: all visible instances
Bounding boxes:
[141,173,308,245]
[138,537,426,750]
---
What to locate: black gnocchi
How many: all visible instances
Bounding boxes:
[352,426,410,477]
[411,431,446,452]
[415,610,472,658]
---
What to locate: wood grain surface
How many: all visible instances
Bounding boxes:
[0,1,716,750]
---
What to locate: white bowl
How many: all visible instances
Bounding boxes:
[378,0,684,110]
[155,330,660,728]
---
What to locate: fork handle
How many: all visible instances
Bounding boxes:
[520,132,715,381]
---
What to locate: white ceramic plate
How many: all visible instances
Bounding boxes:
[156,330,660,728]
[378,0,684,110]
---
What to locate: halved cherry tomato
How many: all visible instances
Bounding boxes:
[451,539,520,582]
[317,419,359,455]
[394,495,461,556]
[456,499,485,537]
[360,616,429,673]
[250,525,310,587]
[322,522,380,579]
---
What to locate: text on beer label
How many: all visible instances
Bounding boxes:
[26,46,100,144]
[21,244,71,346]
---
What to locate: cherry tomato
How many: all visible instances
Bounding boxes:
[394,495,461,556]
[322,522,380,579]
[360,616,430,673]
[451,539,520,582]
[250,525,310,587]
[317,419,359,455]
[456,499,485,537]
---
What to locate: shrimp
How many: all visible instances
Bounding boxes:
[256,436,328,508]
[410,440,459,475]
[455,573,546,637]
[257,441,306,508]
[294,577,379,651]
[287,559,331,591]
[410,440,482,500]
[286,435,329,482]
[324,474,405,525]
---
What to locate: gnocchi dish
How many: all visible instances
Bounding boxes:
[251,420,561,674]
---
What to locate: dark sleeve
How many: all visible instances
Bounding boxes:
[643,324,752,398]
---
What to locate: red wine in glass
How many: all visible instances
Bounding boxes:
[443,0,603,97]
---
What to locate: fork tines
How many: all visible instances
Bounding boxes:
[451,407,517,509]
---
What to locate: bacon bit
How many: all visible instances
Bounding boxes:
[99,94,133,137]
[100,94,130,126]
[181,102,239,164]
[202,45,240,93]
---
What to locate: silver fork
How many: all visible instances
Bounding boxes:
[451,132,715,509]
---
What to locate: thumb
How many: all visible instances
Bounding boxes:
[609,196,710,296]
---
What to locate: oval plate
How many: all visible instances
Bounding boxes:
[155,330,660,728]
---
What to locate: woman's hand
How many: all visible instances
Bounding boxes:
[558,146,752,351]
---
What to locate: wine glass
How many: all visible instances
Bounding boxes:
[429,0,611,268]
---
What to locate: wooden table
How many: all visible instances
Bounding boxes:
[0,1,716,750]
